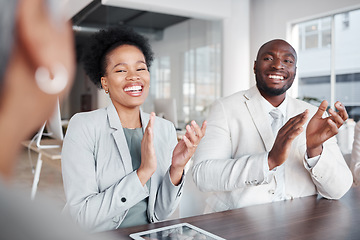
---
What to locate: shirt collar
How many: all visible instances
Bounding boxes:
[258,92,288,120]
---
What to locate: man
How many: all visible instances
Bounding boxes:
[350,120,360,186]
[192,39,353,213]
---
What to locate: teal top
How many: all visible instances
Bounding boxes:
[120,127,150,228]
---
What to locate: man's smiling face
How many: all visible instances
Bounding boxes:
[254,39,297,98]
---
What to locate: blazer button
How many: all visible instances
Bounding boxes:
[121,197,126,203]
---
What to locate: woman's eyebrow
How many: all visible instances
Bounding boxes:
[112,62,126,70]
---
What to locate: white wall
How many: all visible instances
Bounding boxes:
[102,0,231,20]
[250,0,360,96]
[101,0,251,98]
[222,0,251,96]
[148,19,222,124]
[64,0,93,20]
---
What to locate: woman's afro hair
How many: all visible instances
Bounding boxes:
[81,25,154,88]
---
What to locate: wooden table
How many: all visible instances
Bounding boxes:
[22,139,62,199]
[110,186,360,239]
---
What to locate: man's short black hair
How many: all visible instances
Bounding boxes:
[81,25,154,88]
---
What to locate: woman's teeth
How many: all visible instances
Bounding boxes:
[124,85,142,92]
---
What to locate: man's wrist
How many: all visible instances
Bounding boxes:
[306,145,323,158]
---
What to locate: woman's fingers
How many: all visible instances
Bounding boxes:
[182,135,193,149]
[184,120,207,146]
[146,112,155,130]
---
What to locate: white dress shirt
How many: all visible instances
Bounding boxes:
[260,96,320,201]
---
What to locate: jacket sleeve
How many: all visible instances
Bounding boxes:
[303,133,353,199]
[351,121,360,186]
[192,100,270,192]
[152,121,184,221]
[299,106,353,200]
[61,114,149,233]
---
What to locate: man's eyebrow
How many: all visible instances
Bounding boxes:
[284,53,296,59]
[261,51,274,56]
[261,52,296,59]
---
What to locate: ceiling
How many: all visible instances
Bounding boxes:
[72,1,189,32]
[72,0,189,59]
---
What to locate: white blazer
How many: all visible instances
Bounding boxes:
[192,86,353,213]
[61,103,183,232]
[350,121,360,185]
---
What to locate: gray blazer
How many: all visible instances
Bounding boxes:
[61,103,183,232]
[192,86,353,213]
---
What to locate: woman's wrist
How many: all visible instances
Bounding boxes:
[136,166,154,186]
[169,165,184,186]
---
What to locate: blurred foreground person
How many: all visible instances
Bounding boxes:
[0,0,114,239]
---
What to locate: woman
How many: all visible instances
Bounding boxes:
[0,0,102,239]
[0,0,75,175]
[61,26,206,232]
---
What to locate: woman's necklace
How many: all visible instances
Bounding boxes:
[122,122,142,129]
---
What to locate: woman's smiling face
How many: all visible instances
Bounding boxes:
[101,44,150,111]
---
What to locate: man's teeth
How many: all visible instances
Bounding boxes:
[269,75,284,80]
[124,86,142,92]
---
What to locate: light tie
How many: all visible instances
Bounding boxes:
[269,108,286,201]
[269,108,283,136]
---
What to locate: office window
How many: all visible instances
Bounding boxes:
[298,17,331,50]
[148,19,222,127]
[293,8,360,121]
[150,56,171,99]
[183,44,221,123]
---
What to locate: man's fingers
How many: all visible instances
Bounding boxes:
[287,126,304,140]
[334,101,348,122]
[328,108,344,128]
[280,110,308,133]
[327,118,339,135]
[314,100,328,118]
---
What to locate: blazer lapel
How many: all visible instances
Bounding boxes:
[140,109,149,133]
[286,96,302,120]
[244,86,274,152]
[107,103,133,174]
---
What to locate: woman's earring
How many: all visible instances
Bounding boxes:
[105,89,109,94]
[35,63,68,95]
